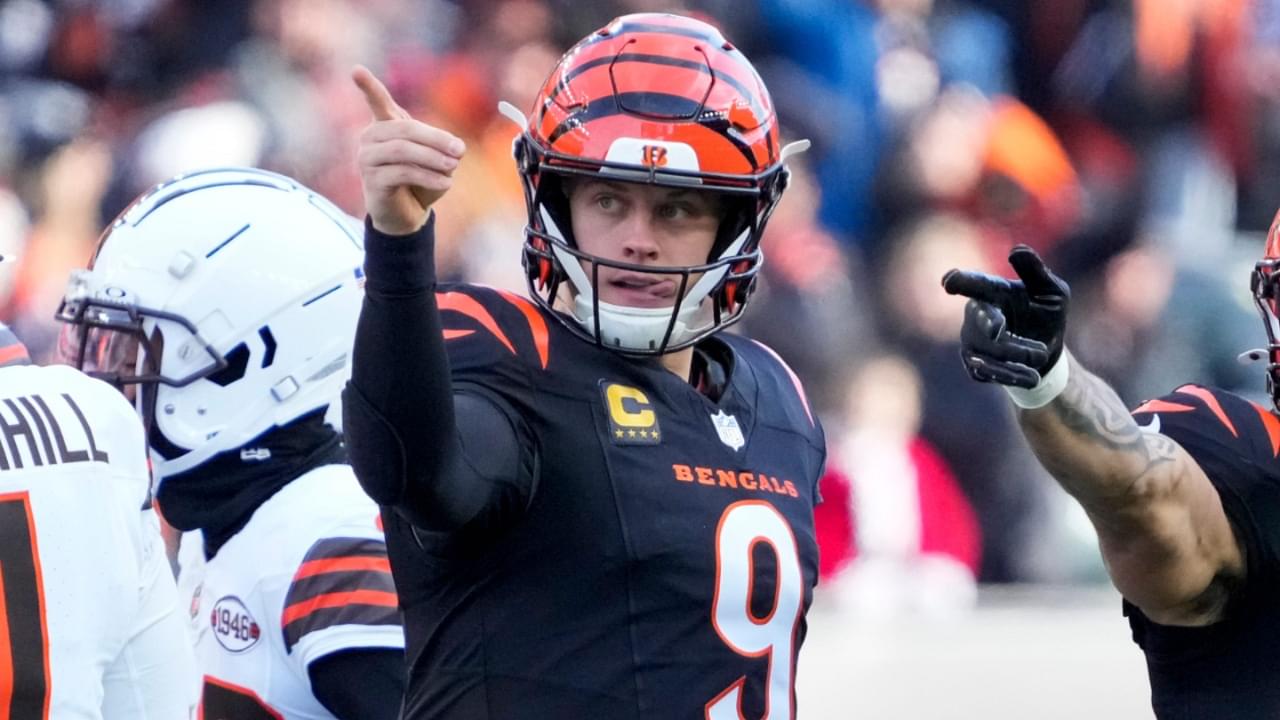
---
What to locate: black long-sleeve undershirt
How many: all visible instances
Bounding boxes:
[344,214,534,535]
[309,648,405,720]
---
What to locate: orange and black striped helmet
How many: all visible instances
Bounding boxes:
[502,13,807,355]
[1251,207,1280,409]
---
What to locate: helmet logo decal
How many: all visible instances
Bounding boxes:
[604,138,700,173]
[641,145,668,168]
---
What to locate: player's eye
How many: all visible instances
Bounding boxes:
[659,201,707,221]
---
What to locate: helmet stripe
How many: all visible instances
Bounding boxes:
[546,93,760,170]
[550,53,765,123]
[583,19,726,48]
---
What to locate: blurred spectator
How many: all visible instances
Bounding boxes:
[6,138,112,361]
[821,354,980,618]
[878,211,1058,582]
[876,88,1082,264]
[1068,236,1261,405]
[740,154,876,414]
[754,0,881,245]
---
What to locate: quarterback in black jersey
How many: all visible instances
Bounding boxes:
[943,228,1280,719]
[343,13,824,720]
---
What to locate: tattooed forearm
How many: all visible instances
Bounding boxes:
[1019,355,1178,503]
[1014,356,1241,624]
[1048,364,1143,452]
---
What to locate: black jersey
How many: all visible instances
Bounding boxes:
[347,216,825,719]
[1127,384,1280,719]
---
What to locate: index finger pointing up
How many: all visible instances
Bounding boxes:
[353,65,407,122]
[1007,245,1063,297]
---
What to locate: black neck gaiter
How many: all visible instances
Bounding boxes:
[155,408,345,559]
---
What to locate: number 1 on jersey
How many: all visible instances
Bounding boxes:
[707,500,803,720]
[0,492,50,720]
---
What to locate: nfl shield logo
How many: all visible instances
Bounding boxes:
[710,410,745,451]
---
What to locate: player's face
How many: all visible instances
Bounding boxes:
[567,179,721,308]
[56,321,158,402]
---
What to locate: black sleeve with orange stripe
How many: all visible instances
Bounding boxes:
[345,216,536,534]
[1130,385,1280,588]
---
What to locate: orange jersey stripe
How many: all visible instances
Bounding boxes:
[0,344,28,367]
[0,566,12,719]
[1253,402,1280,457]
[496,289,550,369]
[438,292,517,355]
[443,329,475,340]
[29,495,48,720]
[1175,386,1238,437]
[3,493,52,720]
[293,556,391,581]
[1131,399,1196,415]
[281,589,398,627]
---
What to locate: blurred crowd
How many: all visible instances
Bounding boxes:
[3,0,1277,610]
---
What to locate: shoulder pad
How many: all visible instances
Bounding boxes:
[727,335,817,432]
[1132,384,1279,464]
[437,284,551,373]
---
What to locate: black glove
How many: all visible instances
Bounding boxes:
[941,245,1070,389]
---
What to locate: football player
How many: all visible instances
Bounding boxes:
[0,320,197,718]
[343,13,825,719]
[944,231,1280,719]
[55,168,405,720]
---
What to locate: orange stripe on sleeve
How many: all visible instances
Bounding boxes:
[293,556,391,581]
[496,289,550,369]
[281,590,398,627]
[0,344,28,367]
[1253,402,1280,458]
[437,292,516,355]
[1131,399,1196,415]
[0,568,12,719]
[443,329,475,340]
[1175,386,1238,437]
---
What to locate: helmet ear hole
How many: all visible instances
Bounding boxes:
[719,265,756,314]
[523,237,556,291]
[206,343,250,387]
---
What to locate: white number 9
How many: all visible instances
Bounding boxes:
[706,500,804,720]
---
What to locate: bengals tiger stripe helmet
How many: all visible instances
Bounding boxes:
[1251,207,1280,410]
[500,13,808,355]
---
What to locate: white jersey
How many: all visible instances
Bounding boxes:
[177,464,402,720]
[0,364,197,719]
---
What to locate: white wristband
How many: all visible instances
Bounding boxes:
[1004,350,1070,409]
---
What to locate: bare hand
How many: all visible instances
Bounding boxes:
[352,65,466,235]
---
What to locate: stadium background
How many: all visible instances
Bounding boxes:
[1,0,1269,716]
